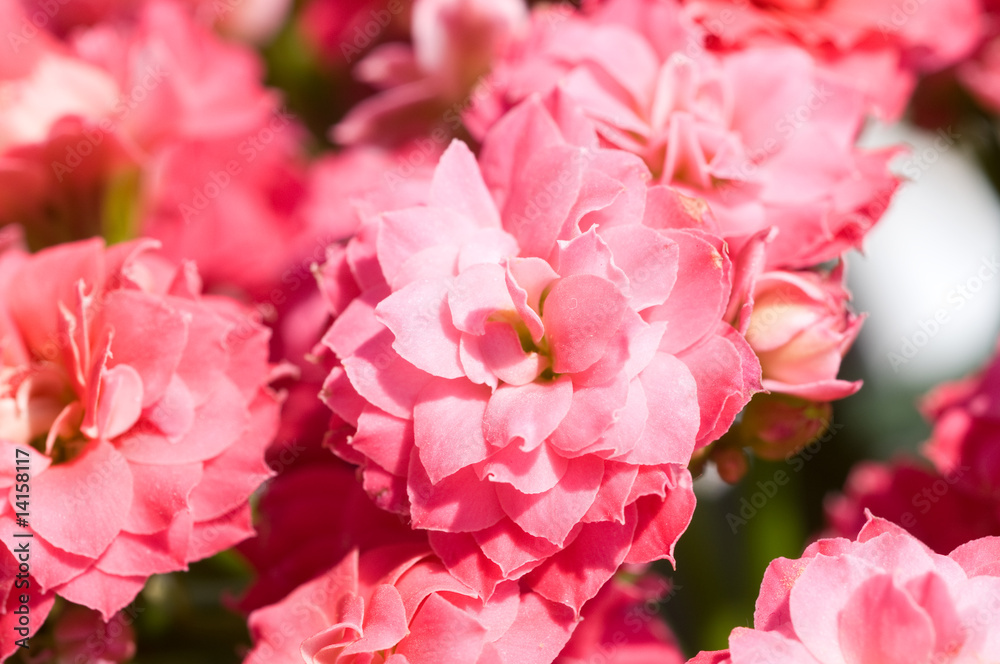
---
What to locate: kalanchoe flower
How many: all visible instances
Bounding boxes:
[469,0,901,270]
[244,540,576,664]
[744,264,862,402]
[0,230,280,620]
[681,0,982,120]
[690,513,1000,664]
[322,95,760,613]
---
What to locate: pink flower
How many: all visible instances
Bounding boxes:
[471,0,901,269]
[744,264,862,401]
[299,0,411,67]
[921,337,1000,503]
[323,96,760,613]
[334,0,528,146]
[681,0,982,119]
[826,459,1000,555]
[690,514,1000,664]
[48,604,137,664]
[556,570,685,664]
[0,231,279,620]
[244,541,576,664]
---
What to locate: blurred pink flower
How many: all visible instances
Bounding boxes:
[690,514,1000,664]
[745,264,862,401]
[322,95,760,613]
[0,232,279,620]
[334,0,528,146]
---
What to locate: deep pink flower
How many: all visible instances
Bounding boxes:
[681,0,982,119]
[826,459,1000,555]
[745,264,862,401]
[690,514,1000,664]
[470,0,901,270]
[556,570,685,664]
[244,541,576,664]
[323,95,760,613]
[0,231,280,620]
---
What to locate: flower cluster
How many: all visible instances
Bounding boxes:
[4,0,1000,660]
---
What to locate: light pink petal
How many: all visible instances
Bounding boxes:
[615,353,698,465]
[496,456,604,545]
[838,574,934,664]
[581,462,638,524]
[94,521,189,577]
[548,373,629,454]
[341,585,409,656]
[554,227,628,291]
[479,442,569,495]
[103,290,188,407]
[408,456,505,533]
[449,263,515,335]
[141,375,195,441]
[353,407,415,477]
[376,207,474,285]
[116,377,249,464]
[728,628,823,664]
[122,461,203,535]
[377,278,464,379]
[93,364,145,440]
[624,471,696,566]
[325,286,389,360]
[478,591,576,664]
[186,504,254,562]
[949,537,1000,577]
[413,378,491,484]
[472,521,561,579]
[394,558,479,621]
[430,140,501,227]
[54,569,146,622]
[395,593,489,664]
[600,225,679,311]
[526,507,637,615]
[32,441,133,559]
[646,229,730,354]
[428,531,507,600]
[474,322,547,386]
[504,257,558,343]
[343,329,433,419]
[543,274,628,374]
[483,378,573,452]
[501,144,586,259]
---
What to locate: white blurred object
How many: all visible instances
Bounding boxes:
[849,121,1000,389]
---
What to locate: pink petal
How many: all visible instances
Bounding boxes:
[449,263,515,335]
[838,574,934,664]
[186,504,254,562]
[376,278,464,379]
[553,227,628,292]
[395,593,489,664]
[479,442,569,495]
[343,329,433,420]
[483,378,574,451]
[430,140,501,228]
[472,521,561,579]
[478,591,576,664]
[341,584,410,656]
[376,207,474,285]
[54,568,146,622]
[548,374,629,455]
[102,290,188,408]
[32,441,133,559]
[600,225,679,311]
[121,461,202,535]
[949,537,1000,577]
[543,274,628,374]
[504,257,558,343]
[428,530,507,600]
[353,407,415,477]
[496,456,604,545]
[408,456,505,533]
[413,378,491,484]
[94,520,189,576]
[728,628,822,664]
[94,364,145,440]
[472,322,547,386]
[615,353,698,465]
[624,470,696,566]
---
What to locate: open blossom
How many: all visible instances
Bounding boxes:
[744,264,862,401]
[681,0,981,119]
[245,540,576,664]
[0,230,279,620]
[323,95,760,613]
[471,0,900,270]
[334,0,528,146]
[690,514,1000,664]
